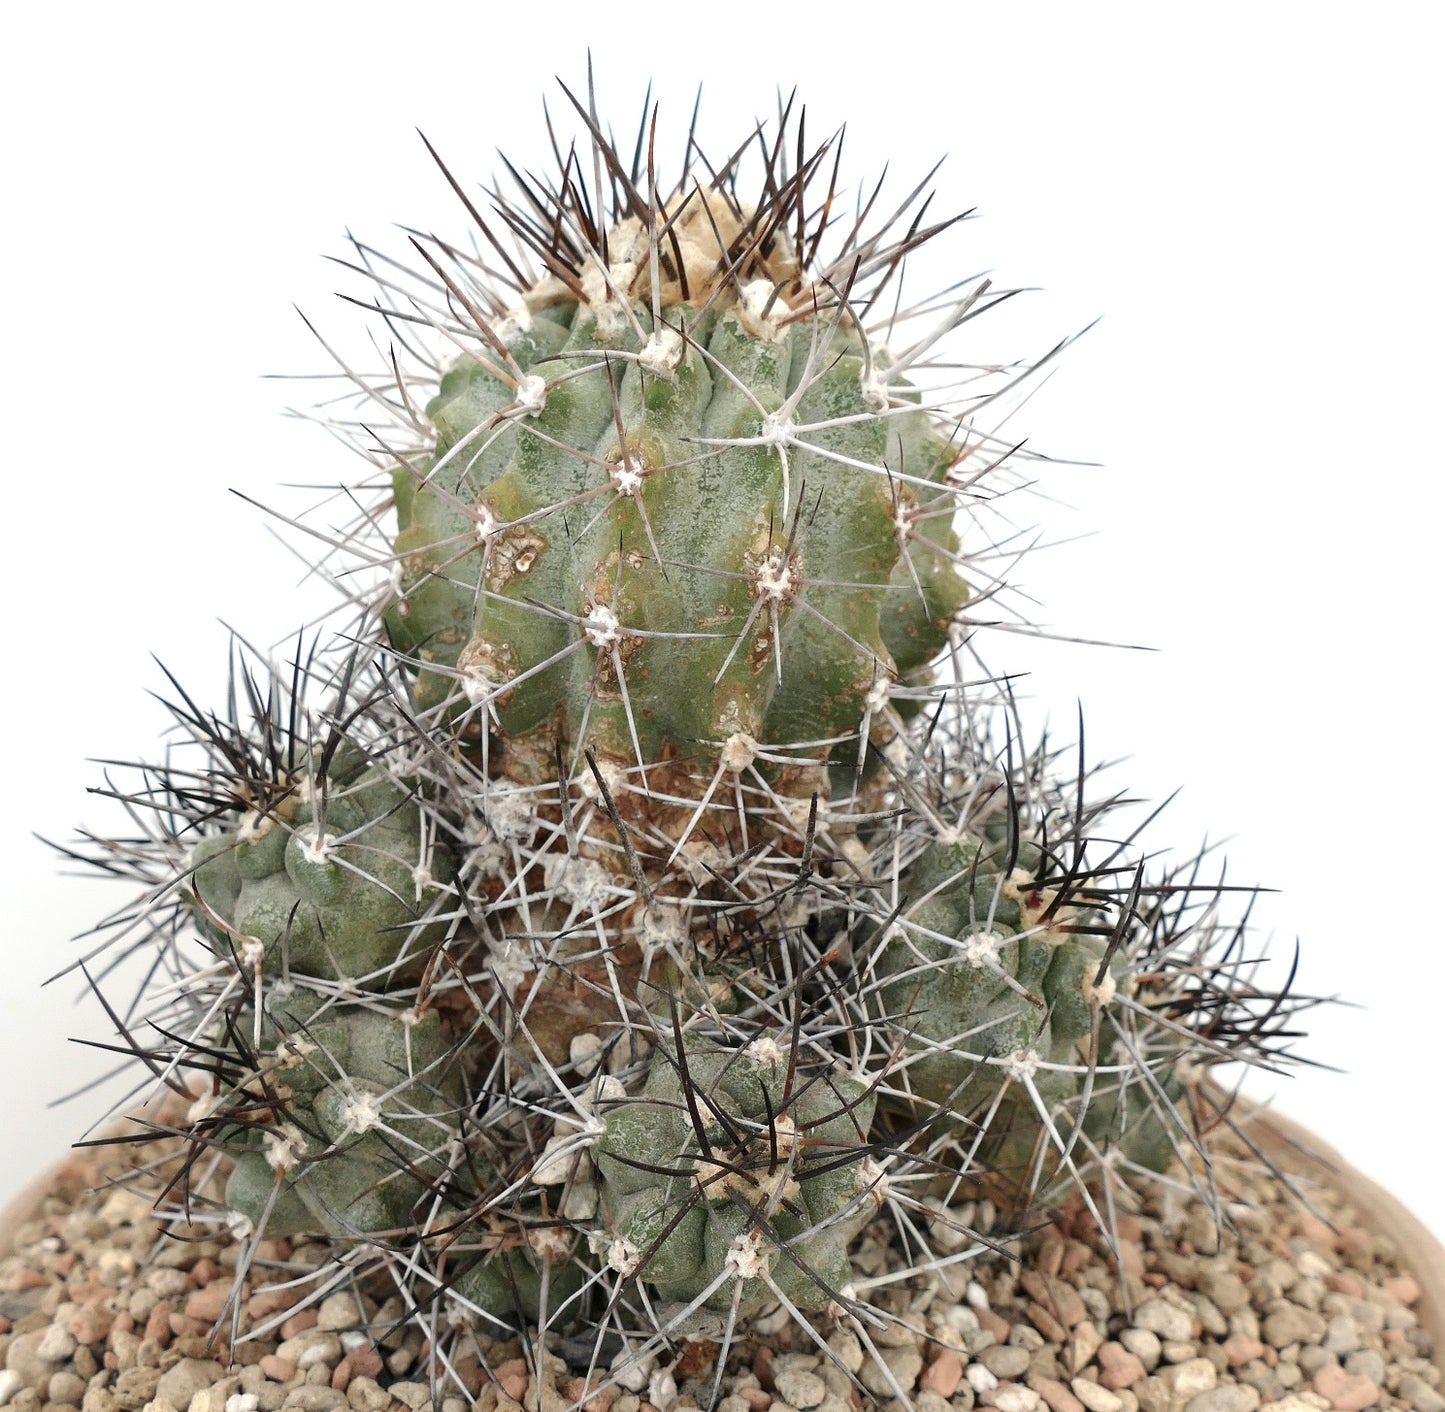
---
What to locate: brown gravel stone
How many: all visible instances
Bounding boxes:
[66,1306,112,1349]
[183,1282,231,1325]
[259,1357,297,1383]
[1021,1274,1088,1330]
[1029,1304,1069,1344]
[977,1308,1012,1345]
[331,1348,382,1391]
[278,1311,318,1342]
[1385,1278,1423,1308]
[109,1366,159,1410]
[1097,1345,1146,1390]
[1310,1365,1379,1411]
[139,1303,170,1347]
[248,1289,299,1321]
[921,1351,964,1399]
[1030,1376,1087,1412]
[1220,1335,1265,1368]
[495,1360,528,1404]
[189,1261,220,1289]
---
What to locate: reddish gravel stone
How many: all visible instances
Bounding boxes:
[184,1281,231,1323]
[1384,1276,1423,1307]
[141,1302,171,1346]
[1296,1212,1339,1250]
[1117,1242,1146,1279]
[68,1304,114,1346]
[1021,1272,1088,1329]
[1028,1302,1068,1343]
[496,1359,529,1404]
[189,1259,221,1287]
[1313,1365,1381,1412]
[920,1349,964,1398]
[1029,1375,1087,1412]
[279,1308,319,1340]
[1221,1334,1264,1368]
[976,1307,1012,1344]
[332,1347,384,1391]
[1097,1343,1145,1389]
[247,1286,298,1319]
[259,1354,296,1382]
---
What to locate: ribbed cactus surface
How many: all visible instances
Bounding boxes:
[596,1037,881,1314]
[387,202,966,808]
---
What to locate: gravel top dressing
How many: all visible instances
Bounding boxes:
[0,1107,1437,1412]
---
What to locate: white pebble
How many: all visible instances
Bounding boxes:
[1162,1360,1218,1401]
[774,1370,827,1409]
[570,1032,603,1076]
[1134,1299,1195,1343]
[1185,1388,1260,1412]
[648,1368,677,1411]
[36,1325,77,1361]
[316,1292,362,1331]
[610,1348,654,1394]
[968,1365,1000,1394]
[1121,1329,1163,1370]
[0,1372,23,1410]
[827,1329,864,1375]
[1071,1379,1124,1412]
[989,1387,1042,1412]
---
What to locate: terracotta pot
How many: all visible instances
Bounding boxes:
[1238,1103,1445,1337]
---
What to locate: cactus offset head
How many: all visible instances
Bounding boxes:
[595,1030,882,1316]
[377,95,984,839]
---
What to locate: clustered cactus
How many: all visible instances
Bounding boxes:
[66,77,1313,1407]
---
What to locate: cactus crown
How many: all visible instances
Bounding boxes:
[61,75,1316,1410]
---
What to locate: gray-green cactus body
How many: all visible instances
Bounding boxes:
[595,1038,881,1314]
[222,990,465,1238]
[385,216,967,794]
[452,1243,586,1329]
[187,749,452,983]
[870,830,1153,1200]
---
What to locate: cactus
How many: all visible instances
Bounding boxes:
[594,1033,882,1317]
[62,77,1316,1406]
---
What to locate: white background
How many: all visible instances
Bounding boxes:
[2,4,1441,1246]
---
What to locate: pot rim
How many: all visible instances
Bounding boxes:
[1227,1094,1445,1341]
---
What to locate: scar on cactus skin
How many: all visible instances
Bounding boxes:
[58,72,1320,1410]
